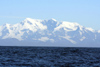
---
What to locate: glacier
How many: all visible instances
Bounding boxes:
[0,18,100,47]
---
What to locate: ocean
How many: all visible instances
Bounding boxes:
[0,46,100,67]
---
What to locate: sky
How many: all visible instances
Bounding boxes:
[0,0,100,30]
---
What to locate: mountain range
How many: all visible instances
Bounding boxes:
[0,18,100,47]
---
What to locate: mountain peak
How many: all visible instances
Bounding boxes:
[86,27,95,32]
[24,18,36,22]
[48,18,57,21]
[3,23,10,27]
[21,18,42,25]
[25,18,42,21]
[25,18,32,19]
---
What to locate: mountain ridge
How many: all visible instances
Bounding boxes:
[0,18,100,47]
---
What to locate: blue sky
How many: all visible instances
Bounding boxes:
[0,0,100,30]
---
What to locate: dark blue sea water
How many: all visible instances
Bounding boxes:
[0,46,100,67]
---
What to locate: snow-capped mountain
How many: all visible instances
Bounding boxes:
[0,18,100,47]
